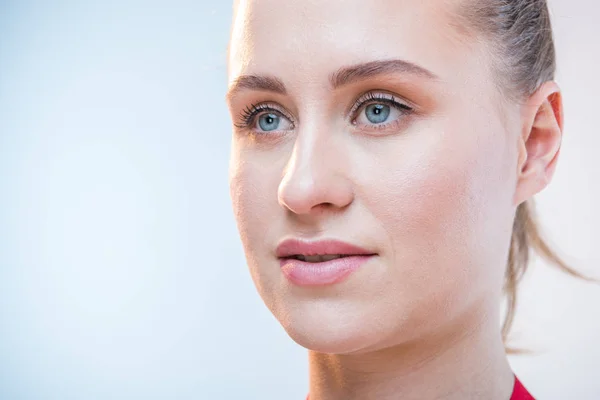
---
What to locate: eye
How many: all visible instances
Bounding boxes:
[352,92,413,129]
[363,104,391,124]
[235,103,294,134]
[257,112,292,132]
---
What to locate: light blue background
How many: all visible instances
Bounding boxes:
[0,1,598,399]
[0,1,307,399]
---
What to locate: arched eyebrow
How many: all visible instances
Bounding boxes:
[226,74,287,101]
[226,59,439,101]
[330,59,439,87]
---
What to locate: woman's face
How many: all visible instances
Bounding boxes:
[226,0,520,354]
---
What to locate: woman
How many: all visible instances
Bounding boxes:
[225,0,587,398]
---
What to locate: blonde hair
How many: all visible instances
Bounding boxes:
[456,0,596,351]
[504,201,592,352]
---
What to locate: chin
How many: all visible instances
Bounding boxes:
[276,306,387,355]
[285,326,371,355]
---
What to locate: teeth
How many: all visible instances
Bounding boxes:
[296,254,345,263]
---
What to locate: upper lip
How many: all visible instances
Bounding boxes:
[276,238,376,258]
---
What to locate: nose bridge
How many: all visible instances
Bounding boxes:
[277,117,352,214]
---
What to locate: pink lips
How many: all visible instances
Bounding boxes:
[276,239,377,286]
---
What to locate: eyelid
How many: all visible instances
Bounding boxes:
[235,102,295,130]
[348,90,414,118]
[236,91,414,132]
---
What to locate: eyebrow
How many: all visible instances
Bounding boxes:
[226,75,287,101]
[330,59,439,88]
[226,59,439,101]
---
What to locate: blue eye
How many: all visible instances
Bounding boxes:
[353,93,413,130]
[365,104,391,124]
[258,113,280,131]
[235,104,294,133]
[254,110,293,133]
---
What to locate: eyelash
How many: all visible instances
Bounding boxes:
[234,103,294,130]
[350,92,413,127]
[234,92,413,132]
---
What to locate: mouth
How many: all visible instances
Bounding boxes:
[285,254,353,263]
[276,238,377,261]
[276,239,377,286]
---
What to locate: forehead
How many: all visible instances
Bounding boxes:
[228,0,474,83]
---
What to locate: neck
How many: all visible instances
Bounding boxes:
[307,304,514,400]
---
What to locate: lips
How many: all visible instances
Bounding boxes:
[276,238,376,260]
[290,254,347,262]
[276,238,377,286]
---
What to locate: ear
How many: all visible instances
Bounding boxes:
[513,81,564,206]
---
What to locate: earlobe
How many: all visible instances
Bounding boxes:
[513,82,564,206]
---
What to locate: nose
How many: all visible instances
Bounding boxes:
[277,129,354,216]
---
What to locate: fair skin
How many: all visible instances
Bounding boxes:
[226,0,563,399]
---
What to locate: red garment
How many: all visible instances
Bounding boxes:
[512,376,535,400]
[305,375,534,399]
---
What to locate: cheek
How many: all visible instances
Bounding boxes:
[363,128,483,248]
[359,115,514,318]
[229,149,284,291]
[229,160,267,302]
[367,147,477,297]
[230,155,272,251]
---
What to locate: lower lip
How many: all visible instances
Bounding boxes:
[279,255,375,286]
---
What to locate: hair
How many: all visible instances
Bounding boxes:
[455,0,595,352]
